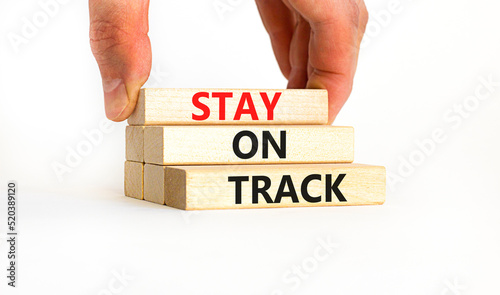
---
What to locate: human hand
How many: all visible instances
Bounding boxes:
[89,0,152,121]
[256,0,368,123]
[89,0,367,123]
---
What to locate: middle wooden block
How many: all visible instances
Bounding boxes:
[143,126,354,165]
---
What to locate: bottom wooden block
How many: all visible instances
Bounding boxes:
[144,163,166,204]
[124,161,144,200]
[143,163,386,210]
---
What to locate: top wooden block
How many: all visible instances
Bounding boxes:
[127,88,328,125]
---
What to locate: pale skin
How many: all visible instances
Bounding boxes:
[89,0,368,124]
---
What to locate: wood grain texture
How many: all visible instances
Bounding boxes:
[126,126,145,162]
[128,88,328,125]
[124,161,144,200]
[143,126,354,165]
[143,163,166,204]
[143,163,385,210]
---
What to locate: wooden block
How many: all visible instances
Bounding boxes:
[143,163,385,210]
[126,126,145,162]
[124,161,144,200]
[128,88,328,125]
[144,126,354,165]
[144,164,166,204]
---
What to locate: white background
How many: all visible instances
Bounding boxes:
[1,0,499,294]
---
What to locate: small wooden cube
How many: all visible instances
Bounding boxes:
[126,126,145,162]
[124,161,144,200]
[143,164,166,204]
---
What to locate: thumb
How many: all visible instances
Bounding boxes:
[89,0,152,121]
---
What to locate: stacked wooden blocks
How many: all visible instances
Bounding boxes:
[125,89,386,210]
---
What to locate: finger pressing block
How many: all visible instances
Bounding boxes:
[143,163,385,210]
[143,126,354,165]
[127,88,328,125]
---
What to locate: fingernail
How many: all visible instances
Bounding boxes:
[306,79,325,90]
[103,78,128,120]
